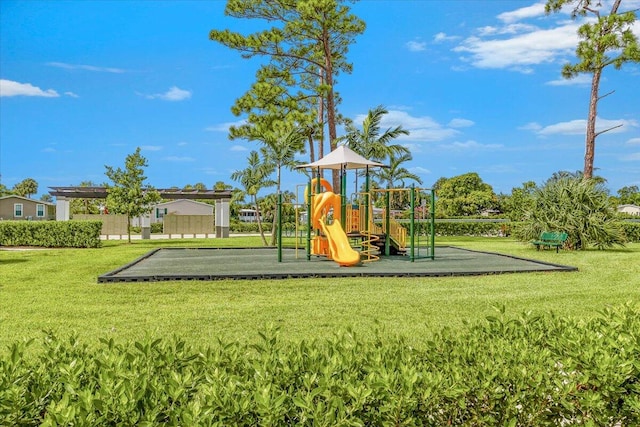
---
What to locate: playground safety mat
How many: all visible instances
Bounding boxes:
[98,246,577,283]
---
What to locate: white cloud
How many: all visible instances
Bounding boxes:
[164,156,194,162]
[448,118,475,128]
[402,143,423,154]
[519,122,543,131]
[374,110,460,142]
[64,91,79,98]
[450,0,640,74]
[141,145,163,151]
[47,62,126,73]
[478,23,540,36]
[0,79,59,97]
[409,166,430,174]
[627,138,640,145]
[497,1,546,24]
[433,32,459,43]
[453,23,580,71]
[205,120,246,132]
[546,74,592,86]
[42,147,56,153]
[406,39,427,52]
[477,26,499,36]
[230,145,248,152]
[535,117,638,136]
[143,86,191,101]
[445,140,503,150]
[177,141,188,146]
[387,104,413,111]
[621,152,640,161]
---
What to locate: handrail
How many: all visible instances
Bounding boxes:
[367,204,407,250]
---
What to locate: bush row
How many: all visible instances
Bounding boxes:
[430,221,508,237]
[232,221,640,242]
[2,305,639,426]
[130,223,165,234]
[231,221,299,234]
[0,220,102,248]
[622,222,640,242]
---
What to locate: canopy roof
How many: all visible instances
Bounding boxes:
[297,145,386,170]
[49,186,232,200]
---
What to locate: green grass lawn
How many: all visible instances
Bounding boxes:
[1,236,638,350]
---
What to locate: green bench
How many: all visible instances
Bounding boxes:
[531,231,568,253]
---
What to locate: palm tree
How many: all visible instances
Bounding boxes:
[260,127,306,196]
[13,178,38,199]
[259,127,306,245]
[372,152,422,190]
[372,152,423,211]
[339,105,410,190]
[341,105,410,160]
[231,151,276,246]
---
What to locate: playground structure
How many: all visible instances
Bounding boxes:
[98,146,578,283]
[285,146,436,267]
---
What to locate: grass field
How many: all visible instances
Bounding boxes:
[1,236,638,350]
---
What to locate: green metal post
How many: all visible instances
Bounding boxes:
[430,189,435,259]
[385,190,390,257]
[306,179,312,260]
[365,168,370,232]
[340,165,346,227]
[277,192,282,262]
[316,167,321,193]
[410,185,415,262]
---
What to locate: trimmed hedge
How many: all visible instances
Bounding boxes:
[2,305,639,426]
[227,220,640,241]
[623,222,640,242]
[431,221,509,237]
[0,220,102,248]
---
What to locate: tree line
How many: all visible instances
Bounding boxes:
[4,0,638,250]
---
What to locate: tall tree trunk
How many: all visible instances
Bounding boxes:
[307,132,315,165]
[583,0,620,180]
[584,64,602,180]
[317,69,325,183]
[322,28,340,192]
[270,168,281,246]
[253,195,268,246]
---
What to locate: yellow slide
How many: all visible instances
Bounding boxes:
[312,191,361,267]
[320,218,361,267]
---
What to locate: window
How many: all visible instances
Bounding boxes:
[36,204,45,217]
[156,207,168,219]
[14,203,23,217]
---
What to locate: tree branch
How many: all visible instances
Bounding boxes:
[598,89,615,101]
[595,123,623,137]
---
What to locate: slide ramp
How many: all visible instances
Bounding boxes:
[319,218,361,267]
[312,191,361,267]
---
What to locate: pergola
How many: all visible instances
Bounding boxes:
[49,186,232,238]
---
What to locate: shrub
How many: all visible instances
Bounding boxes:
[428,220,510,237]
[2,305,639,426]
[622,222,640,242]
[0,220,102,248]
[514,177,625,249]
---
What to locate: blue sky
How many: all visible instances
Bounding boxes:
[1,0,639,200]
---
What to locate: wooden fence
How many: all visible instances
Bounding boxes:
[73,214,128,236]
[163,214,215,237]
